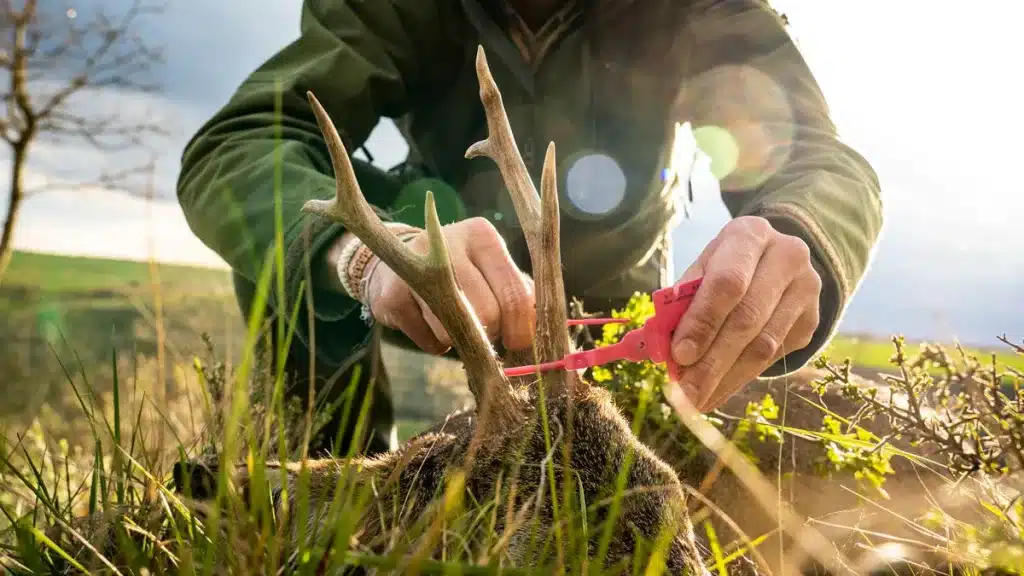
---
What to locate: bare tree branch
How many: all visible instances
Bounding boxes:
[0,0,166,279]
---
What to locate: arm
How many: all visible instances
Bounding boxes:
[176,0,458,363]
[675,0,884,375]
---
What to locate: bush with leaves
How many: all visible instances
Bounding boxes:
[582,291,790,472]
[586,292,1024,573]
[811,335,1024,571]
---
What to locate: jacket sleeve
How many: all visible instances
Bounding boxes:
[673,0,884,376]
[176,0,456,364]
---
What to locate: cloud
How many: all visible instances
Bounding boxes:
[12,186,226,268]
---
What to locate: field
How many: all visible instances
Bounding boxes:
[2,249,1023,574]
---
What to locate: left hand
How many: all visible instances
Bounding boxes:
[670,215,822,412]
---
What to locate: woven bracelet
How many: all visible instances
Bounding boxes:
[339,223,423,303]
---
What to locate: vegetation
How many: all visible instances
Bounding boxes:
[0,254,1021,574]
[2,273,1022,573]
[1,256,1022,573]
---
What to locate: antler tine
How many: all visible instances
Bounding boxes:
[302,91,524,432]
[465,46,577,393]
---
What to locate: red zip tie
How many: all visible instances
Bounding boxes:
[503,359,567,377]
[566,318,629,326]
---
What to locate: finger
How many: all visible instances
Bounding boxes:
[701,275,821,411]
[676,258,705,285]
[377,289,448,355]
[680,237,794,409]
[453,260,502,342]
[671,217,773,366]
[409,289,452,350]
[700,287,807,412]
[781,306,819,355]
[469,234,536,352]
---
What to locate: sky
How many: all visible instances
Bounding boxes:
[3,0,1022,347]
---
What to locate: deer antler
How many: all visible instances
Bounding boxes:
[465,46,580,396]
[301,92,524,434]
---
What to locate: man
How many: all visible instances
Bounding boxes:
[176,0,883,456]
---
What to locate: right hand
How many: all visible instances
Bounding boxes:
[363,217,536,355]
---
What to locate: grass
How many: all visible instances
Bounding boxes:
[1,250,232,294]
[822,332,1024,374]
[2,277,1021,574]
[1,256,1022,574]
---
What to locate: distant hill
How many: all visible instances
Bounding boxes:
[2,250,234,294]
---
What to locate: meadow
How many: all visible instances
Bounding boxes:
[1,249,1022,574]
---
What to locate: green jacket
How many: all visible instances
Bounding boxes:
[177,0,883,375]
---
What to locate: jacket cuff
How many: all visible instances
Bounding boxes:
[754,203,846,377]
[279,205,394,367]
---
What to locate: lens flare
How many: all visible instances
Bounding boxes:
[565,153,627,216]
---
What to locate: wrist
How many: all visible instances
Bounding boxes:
[327,223,423,303]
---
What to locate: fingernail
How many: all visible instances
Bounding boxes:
[673,338,697,365]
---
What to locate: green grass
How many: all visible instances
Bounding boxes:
[822,333,1024,374]
[2,250,233,294]
[2,253,1022,573]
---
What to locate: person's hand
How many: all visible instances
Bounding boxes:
[670,215,822,412]
[364,217,536,355]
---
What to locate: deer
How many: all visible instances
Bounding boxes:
[157,46,715,574]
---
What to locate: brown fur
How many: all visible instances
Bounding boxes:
[178,384,708,573]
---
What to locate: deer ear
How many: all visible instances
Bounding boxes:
[172,458,219,500]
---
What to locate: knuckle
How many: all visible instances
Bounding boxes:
[781,233,810,259]
[500,281,532,314]
[730,298,762,333]
[748,331,780,363]
[689,356,717,384]
[686,311,719,348]
[711,267,749,302]
[794,328,814,350]
[799,312,820,345]
[462,217,501,241]
[739,215,773,240]
[807,269,823,295]
[809,264,823,287]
